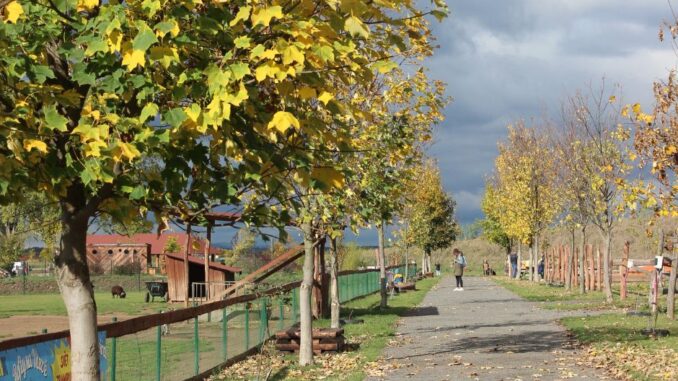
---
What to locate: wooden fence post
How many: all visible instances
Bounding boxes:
[597,247,603,292]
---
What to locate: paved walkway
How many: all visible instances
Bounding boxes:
[368,276,613,381]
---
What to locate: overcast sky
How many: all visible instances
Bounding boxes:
[428,0,677,225]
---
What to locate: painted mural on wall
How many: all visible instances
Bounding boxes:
[0,332,107,381]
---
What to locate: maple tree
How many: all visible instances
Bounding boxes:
[0,0,448,375]
[491,122,560,282]
[402,160,457,274]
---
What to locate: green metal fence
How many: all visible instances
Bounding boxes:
[103,266,407,380]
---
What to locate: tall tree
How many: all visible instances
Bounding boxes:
[0,0,448,375]
[493,123,560,282]
[404,160,457,274]
[570,86,629,303]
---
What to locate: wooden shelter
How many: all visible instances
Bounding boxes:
[165,253,241,303]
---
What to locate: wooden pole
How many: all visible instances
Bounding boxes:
[597,247,603,292]
[184,224,192,308]
[204,222,212,301]
[574,248,579,288]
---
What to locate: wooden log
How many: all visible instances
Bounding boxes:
[275,328,344,339]
[276,342,343,352]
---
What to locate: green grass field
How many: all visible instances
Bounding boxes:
[0,291,167,318]
[492,277,651,311]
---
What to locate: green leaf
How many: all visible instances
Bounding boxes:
[163,108,187,128]
[129,186,146,200]
[140,103,159,123]
[44,105,69,132]
[132,29,158,51]
[313,45,335,62]
[229,63,250,80]
[344,16,369,38]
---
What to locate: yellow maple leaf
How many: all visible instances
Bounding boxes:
[282,45,304,65]
[107,30,123,53]
[632,103,641,114]
[298,87,316,100]
[318,91,333,105]
[76,0,98,12]
[84,140,107,157]
[229,6,251,26]
[112,142,141,162]
[121,44,146,71]
[23,139,47,153]
[311,167,344,189]
[255,63,281,82]
[268,111,300,133]
[251,6,283,27]
[2,1,23,23]
[149,46,179,68]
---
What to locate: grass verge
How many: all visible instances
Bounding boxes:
[492,277,678,381]
[211,276,442,381]
[560,313,677,381]
[492,277,649,311]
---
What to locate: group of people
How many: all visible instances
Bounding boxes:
[507,252,545,279]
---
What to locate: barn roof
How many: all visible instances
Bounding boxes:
[86,233,222,256]
[165,253,242,273]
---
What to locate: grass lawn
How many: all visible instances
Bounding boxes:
[560,313,678,381]
[492,277,649,311]
[0,291,168,318]
[212,276,442,381]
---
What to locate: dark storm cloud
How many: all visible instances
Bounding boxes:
[427,0,676,225]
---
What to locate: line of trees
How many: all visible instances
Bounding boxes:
[482,81,675,308]
[0,0,454,377]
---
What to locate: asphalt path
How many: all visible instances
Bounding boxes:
[367,276,613,381]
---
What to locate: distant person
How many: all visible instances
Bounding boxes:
[453,248,466,291]
[509,252,518,278]
[483,259,490,276]
[435,263,441,277]
[538,256,545,280]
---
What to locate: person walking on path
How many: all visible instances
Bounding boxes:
[509,251,518,278]
[453,248,466,291]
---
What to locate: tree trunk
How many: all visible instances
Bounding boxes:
[404,244,409,283]
[579,226,586,294]
[566,229,575,291]
[56,201,99,380]
[528,244,534,282]
[378,221,387,309]
[299,221,315,366]
[602,230,613,303]
[329,237,340,329]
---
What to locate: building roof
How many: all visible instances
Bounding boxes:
[165,253,242,273]
[86,233,222,256]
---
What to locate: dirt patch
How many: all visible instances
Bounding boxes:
[0,313,134,340]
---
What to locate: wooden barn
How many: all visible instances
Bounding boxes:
[87,233,222,275]
[165,253,241,303]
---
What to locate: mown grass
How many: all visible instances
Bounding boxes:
[0,290,168,318]
[492,277,653,311]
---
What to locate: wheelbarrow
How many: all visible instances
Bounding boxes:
[144,280,169,302]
